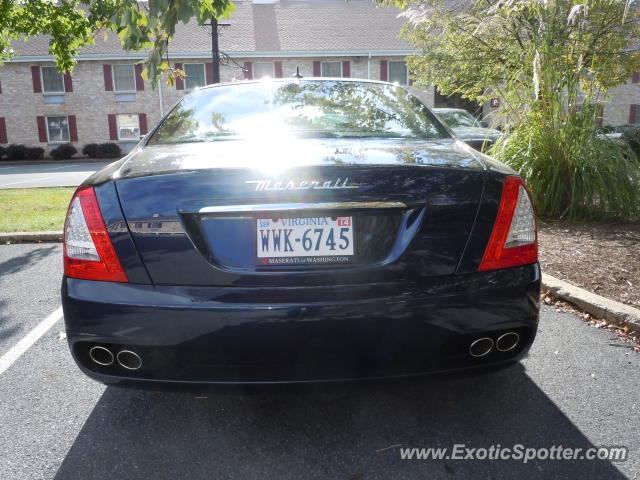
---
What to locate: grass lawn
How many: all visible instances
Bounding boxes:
[0,187,75,233]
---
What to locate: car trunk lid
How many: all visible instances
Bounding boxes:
[114,139,487,286]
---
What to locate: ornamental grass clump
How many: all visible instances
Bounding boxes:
[491,105,640,221]
[394,0,640,220]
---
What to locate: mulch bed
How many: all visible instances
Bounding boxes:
[538,221,640,309]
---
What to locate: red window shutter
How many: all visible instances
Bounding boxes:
[244,62,253,80]
[134,64,144,91]
[313,61,321,77]
[103,65,113,91]
[380,60,388,81]
[63,73,73,92]
[632,72,640,83]
[630,104,638,124]
[68,115,78,142]
[108,114,118,141]
[342,61,350,78]
[274,62,283,78]
[175,63,184,90]
[205,63,214,84]
[31,66,42,93]
[36,116,48,142]
[0,118,7,144]
[139,113,148,135]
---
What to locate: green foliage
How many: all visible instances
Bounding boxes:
[50,143,77,160]
[82,143,99,158]
[621,127,640,160]
[83,142,122,158]
[394,0,640,121]
[0,0,235,86]
[6,144,28,160]
[95,142,122,158]
[387,0,640,220]
[490,106,640,221]
[25,147,45,160]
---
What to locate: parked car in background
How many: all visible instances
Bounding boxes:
[62,79,539,388]
[434,108,502,152]
[597,124,637,140]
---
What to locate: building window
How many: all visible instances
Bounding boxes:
[388,61,408,85]
[116,114,140,141]
[41,66,65,93]
[46,116,70,142]
[321,61,342,78]
[184,63,206,90]
[113,65,136,92]
[253,62,274,78]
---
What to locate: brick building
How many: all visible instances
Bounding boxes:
[0,0,637,154]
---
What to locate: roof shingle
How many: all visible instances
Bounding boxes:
[10,0,412,59]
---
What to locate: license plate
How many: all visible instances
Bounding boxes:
[256,216,354,265]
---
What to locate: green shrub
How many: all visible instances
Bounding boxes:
[25,147,45,160]
[491,106,640,221]
[50,143,77,160]
[82,142,121,158]
[82,143,98,158]
[6,144,28,160]
[0,145,6,160]
[95,143,122,158]
[621,127,640,160]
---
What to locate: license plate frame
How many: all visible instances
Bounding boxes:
[255,215,355,266]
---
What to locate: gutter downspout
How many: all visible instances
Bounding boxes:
[367,52,371,79]
[158,80,164,117]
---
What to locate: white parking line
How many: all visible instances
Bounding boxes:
[0,306,63,376]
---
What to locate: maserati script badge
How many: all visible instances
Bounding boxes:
[245,178,359,191]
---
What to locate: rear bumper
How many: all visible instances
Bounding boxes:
[61,264,540,386]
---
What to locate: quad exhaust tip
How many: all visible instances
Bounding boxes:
[89,346,114,366]
[496,332,520,352]
[116,350,143,371]
[469,337,494,358]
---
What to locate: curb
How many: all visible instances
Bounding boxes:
[0,231,63,243]
[542,273,640,335]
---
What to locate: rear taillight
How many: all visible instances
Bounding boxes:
[478,176,537,271]
[63,186,128,282]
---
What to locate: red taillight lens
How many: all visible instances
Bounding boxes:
[478,176,538,272]
[63,186,128,282]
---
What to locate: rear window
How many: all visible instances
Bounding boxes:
[148,80,449,144]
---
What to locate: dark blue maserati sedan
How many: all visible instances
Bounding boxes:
[61,79,539,387]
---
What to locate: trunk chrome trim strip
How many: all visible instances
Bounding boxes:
[198,202,407,214]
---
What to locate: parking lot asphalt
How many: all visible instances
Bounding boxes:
[0,243,638,479]
[0,162,111,189]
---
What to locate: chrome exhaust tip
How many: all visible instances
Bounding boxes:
[469,337,494,358]
[496,332,520,352]
[89,346,114,366]
[116,350,143,371]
